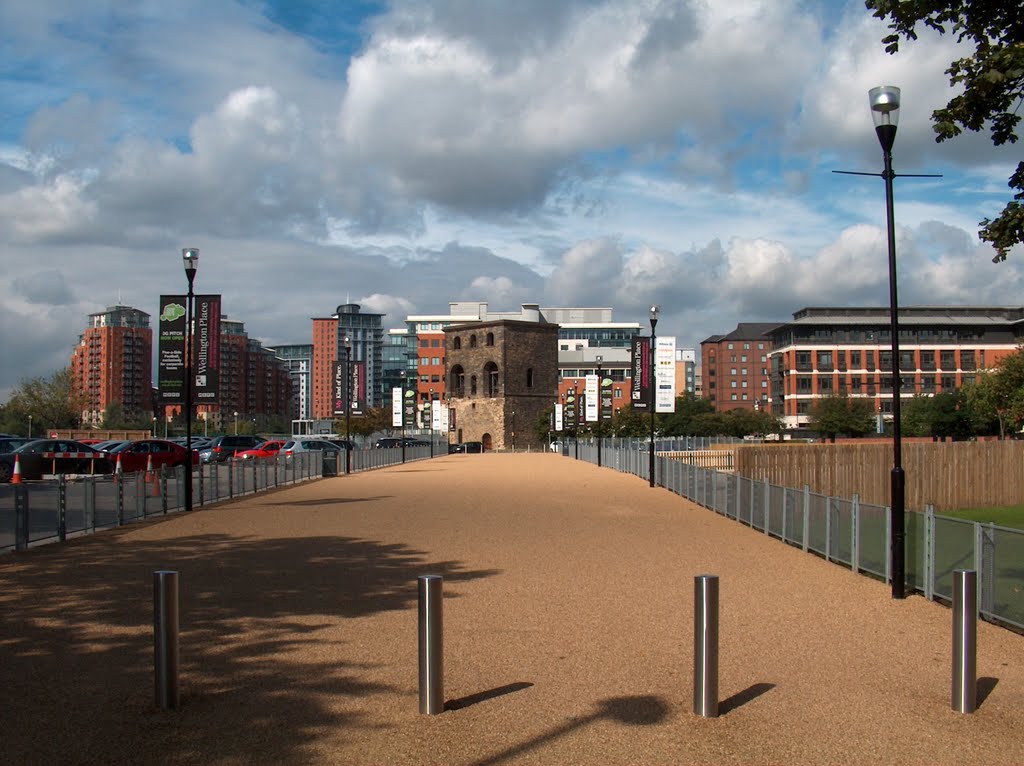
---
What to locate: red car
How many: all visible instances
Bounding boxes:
[107,439,200,473]
[235,440,287,460]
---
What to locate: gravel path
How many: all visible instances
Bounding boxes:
[1,453,1022,765]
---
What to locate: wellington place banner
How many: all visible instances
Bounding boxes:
[350,360,365,416]
[333,359,366,417]
[631,337,652,412]
[193,295,221,404]
[158,295,187,403]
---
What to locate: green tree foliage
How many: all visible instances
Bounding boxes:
[866,0,1024,261]
[901,392,974,439]
[964,347,1024,436]
[659,394,715,435]
[809,395,877,440]
[1,367,84,435]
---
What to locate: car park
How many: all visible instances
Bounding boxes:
[0,438,114,482]
[235,440,287,460]
[106,439,200,473]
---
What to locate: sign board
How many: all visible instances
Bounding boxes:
[391,387,403,427]
[655,336,676,413]
[631,337,652,412]
[585,375,599,422]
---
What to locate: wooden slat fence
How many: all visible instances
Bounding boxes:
[733,441,1024,512]
[664,450,735,471]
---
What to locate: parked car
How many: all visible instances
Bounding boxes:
[0,437,33,454]
[235,439,287,460]
[0,439,114,482]
[205,434,266,462]
[93,439,129,453]
[280,438,343,457]
[374,437,430,449]
[325,438,357,451]
[106,439,200,473]
[459,441,485,453]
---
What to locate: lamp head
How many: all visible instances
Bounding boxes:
[869,86,900,153]
[182,247,199,275]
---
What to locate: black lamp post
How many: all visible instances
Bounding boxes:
[182,247,198,514]
[344,335,352,474]
[429,387,435,458]
[649,305,659,488]
[833,86,939,599]
[595,355,603,468]
[400,370,407,464]
[871,85,907,600]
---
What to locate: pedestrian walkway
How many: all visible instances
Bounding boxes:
[1,453,1021,765]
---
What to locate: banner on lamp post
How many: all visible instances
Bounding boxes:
[585,375,599,422]
[193,295,221,404]
[158,295,186,404]
[631,337,652,412]
[655,336,677,413]
[391,387,403,427]
[554,403,563,431]
[600,376,614,421]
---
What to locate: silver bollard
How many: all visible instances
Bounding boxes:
[418,574,444,715]
[693,574,719,717]
[952,569,977,714]
[153,570,180,710]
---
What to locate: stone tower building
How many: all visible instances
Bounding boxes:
[445,319,559,450]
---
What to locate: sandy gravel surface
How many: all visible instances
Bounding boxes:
[1,453,1022,765]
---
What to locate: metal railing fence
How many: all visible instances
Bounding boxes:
[0,452,324,553]
[574,444,1024,633]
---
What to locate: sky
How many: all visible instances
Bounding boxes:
[1,0,1021,400]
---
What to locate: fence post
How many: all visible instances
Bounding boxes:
[85,477,96,533]
[851,494,860,574]
[924,506,935,601]
[418,575,444,715]
[802,485,810,552]
[693,574,719,718]
[884,506,892,585]
[825,496,833,562]
[161,466,168,515]
[982,524,996,616]
[782,488,790,544]
[57,475,67,542]
[951,569,977,714]
[14,485,29,550]
[764,479,771,536]
[153,570,180,710]
[228,460,234,499]
[116,472,124,526]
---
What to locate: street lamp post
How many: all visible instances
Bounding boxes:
[28,415,32,439]
[152,416,157,437]
[595,355,603,468]
[833,87,939,599]
[511,410,516,452]
[400,370,407,464]
[649,305,659,488]
[182,247,199,514]
[428,387,435,458]
[234,411,239,435]
[344,336,353,474]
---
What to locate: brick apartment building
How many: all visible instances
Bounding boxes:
[700,323,778,411]
[71,305,153,425]
[767,306,1024,429]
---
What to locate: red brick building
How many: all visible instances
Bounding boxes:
[700,323,777,412]
[71,305,153,425]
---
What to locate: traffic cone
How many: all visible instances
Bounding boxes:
[115,453,123,475]
[146,454,159,496]
[11,454,22,484]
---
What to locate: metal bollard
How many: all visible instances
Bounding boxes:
[952,569,977,714]
[153,570,180,709]
[418,575,444,715]
[693,574,719,717]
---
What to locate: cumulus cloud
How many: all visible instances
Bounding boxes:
[13,270,75,305]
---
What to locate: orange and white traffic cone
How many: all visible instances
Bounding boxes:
[115,453,123,476]
[11,454,22,484]
[146,454,159,496]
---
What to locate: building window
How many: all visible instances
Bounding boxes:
[470,335,477,348]
[431,339,441,347]
[731,394,738,400]
[526,368,534,388]
[486,332,495,347]
[940,350,955,370]
[741,355,748,362]
[816,351,833,372]
[432,357,441,366]
[743,343,750,350]
[470,375,478,396]
[453,337,462,350]
[795,351,812,371]
[484,362,499,396]
[962,350,976,371]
